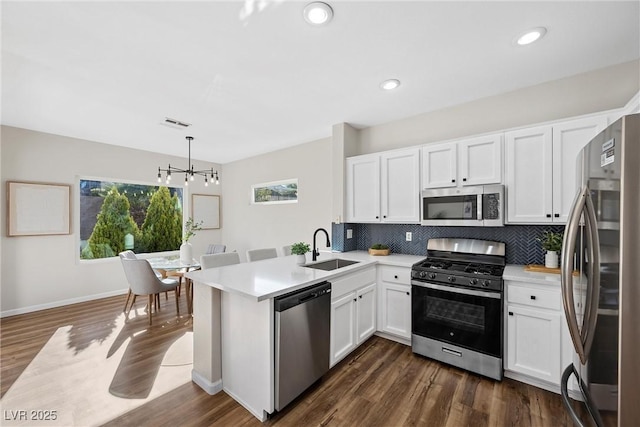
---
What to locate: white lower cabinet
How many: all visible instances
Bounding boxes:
[504,278,578,393]
[330,267,377,367]
[507,305,561,384]
[377,265,412,340]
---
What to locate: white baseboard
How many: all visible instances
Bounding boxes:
[191,370,223,395]
[0,289,128,318]
[374,331,411,346]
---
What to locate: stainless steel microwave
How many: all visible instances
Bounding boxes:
[421,185,504,226]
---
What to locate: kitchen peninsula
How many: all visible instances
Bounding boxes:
[185,251,421,421]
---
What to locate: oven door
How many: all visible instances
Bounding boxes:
[411,281,503,358]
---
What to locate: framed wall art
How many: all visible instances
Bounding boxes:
[192,194,220,229]
[7,181,72,236]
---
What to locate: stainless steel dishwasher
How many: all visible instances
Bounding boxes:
[274,281,331,411]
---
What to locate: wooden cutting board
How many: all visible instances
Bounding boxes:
[525,264,579,276]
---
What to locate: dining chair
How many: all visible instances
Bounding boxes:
[281,245,292,256]
[205,244,227,255]
[246,248,278,262]
[200,252,241,269]
[119,257,180,325]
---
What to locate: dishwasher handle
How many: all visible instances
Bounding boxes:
[274,281,332,312]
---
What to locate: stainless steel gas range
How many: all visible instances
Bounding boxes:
[411,238,506,380]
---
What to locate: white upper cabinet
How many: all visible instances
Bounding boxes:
[346,147,420,223]
[506,115,607,223]
[422,134,502,189]
[345,154,380,222]
[421,142,457,188]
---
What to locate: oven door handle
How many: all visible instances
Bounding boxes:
[411,280,502,299]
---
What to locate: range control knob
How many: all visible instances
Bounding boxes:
[428,273,436,280]
[482,280,491,288]
[447,276,456,283]
[419,271,427,278]
[469,278,478,286]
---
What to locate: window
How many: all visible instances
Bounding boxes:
[79,179,183,259]
[251,179,298,204]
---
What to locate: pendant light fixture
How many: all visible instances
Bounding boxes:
[157,136,219,186]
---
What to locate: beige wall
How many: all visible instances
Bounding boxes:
[357,60,640,154]
[0,126,221,315]
[220,137,332,262]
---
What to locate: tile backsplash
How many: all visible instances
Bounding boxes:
[332,222,565,265]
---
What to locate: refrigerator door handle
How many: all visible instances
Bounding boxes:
[561,186,588,364]
[582,190,600,358]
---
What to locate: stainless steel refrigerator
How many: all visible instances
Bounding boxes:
[560,114,639,427]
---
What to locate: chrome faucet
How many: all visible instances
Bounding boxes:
[312,228,331,261]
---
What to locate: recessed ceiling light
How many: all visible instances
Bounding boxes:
[380,79,401,91]
[303,2,333,26]
[516,27,547,46]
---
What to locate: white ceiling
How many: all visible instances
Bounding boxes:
[2,1,639,164]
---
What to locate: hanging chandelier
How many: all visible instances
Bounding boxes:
[157,136,219,186]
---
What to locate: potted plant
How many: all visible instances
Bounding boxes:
[537,230,563,268]
[180,217,203,263]
[291,242,311,264]
[368,243,390,256]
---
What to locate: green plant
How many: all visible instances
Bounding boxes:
[140,186,183,251]
[537,231,564,252]
[370,243,389,250]
[291,242,310,255]
[183,217,203,243]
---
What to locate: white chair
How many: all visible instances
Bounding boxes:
[119,257,180,325]
[200,252,241,270]
[205,244,227,254]
[281,245,292,256]
[246,248,278,262]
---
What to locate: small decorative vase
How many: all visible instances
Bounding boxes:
[296,254,306,265]
[545,250,558,268]
[180,242,193,264]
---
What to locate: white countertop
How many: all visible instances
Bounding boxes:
[185,250,423,301]
[504,264,562,286]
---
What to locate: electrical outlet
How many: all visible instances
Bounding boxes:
[406,232,412,241]
[347,229,353,239]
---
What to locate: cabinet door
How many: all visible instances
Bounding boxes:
[330,292,357,367]
[356,283,377,344]
[381,148,421,223]
[552,115,607,222]
[379,282,411,339]
[346,155,380,222]
[505,125,553,223]
[507,305,561,385]
[458,134,503,186]
[422,142,457,189]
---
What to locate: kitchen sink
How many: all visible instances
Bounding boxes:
[304,259,360,271]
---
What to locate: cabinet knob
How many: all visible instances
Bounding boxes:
[554,213,560,218]
[394,275,398,279]
[546,214,552,218]
[375,216,379,219]
[530,295,537,300]
[383,215,387,218]
[463,178,467,182]
[406,292,410,296]
[451,179,456,183]
[508,311,514,316]
[359,295,362,299]
[353,298,357,302]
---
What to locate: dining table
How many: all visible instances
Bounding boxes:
[147,256,201,314]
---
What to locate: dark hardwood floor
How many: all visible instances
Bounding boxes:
[1,294,602,426]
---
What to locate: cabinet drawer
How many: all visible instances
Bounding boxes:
[379,266,411,285]
[507,283,560,310]
[331,267,376,299]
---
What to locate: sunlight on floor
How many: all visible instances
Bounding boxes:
[0,312,192,426]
